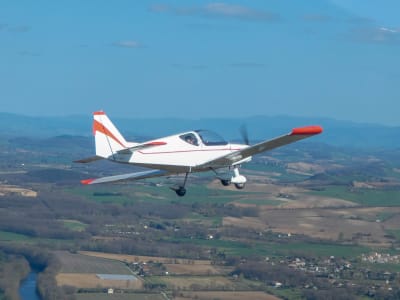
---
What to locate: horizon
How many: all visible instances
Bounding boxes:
[0,109,398,129]
[1,1,399,125]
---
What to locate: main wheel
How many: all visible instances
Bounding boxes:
[220,179,231,186]
[234,183,245,190]
[175,187,187,197]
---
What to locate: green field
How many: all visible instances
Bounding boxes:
[376,212,397,222]
[0,230,76,248]
[75,293,164,300]
[185,212,222,226]
[61,220,87,232]
[56,251,132,274]
[145,275,240,290]
[244,163,309,182]
[265,287,303,300]
[166,237,370,258]
[234,198,283,206]
[360,262,400,273]
[0,230,31,242]
[66,183,250,205]
[274,242,370,258]
[310,186,400,206]
[385,229,400,242]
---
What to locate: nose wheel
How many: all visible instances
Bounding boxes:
[214,166,247,190]
[234,183,245,189]
[231,166,247,190]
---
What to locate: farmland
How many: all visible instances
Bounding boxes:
[55,252,132,274]
[174,291,280,300]
[75,294,165,300]
[55,251,143,290]
[2,134,400,299]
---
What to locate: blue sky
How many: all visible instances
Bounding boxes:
[1,1,399,125]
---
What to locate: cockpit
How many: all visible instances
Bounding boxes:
[180,133,199,146]
[195,130,228,146]
[179,130,227,146]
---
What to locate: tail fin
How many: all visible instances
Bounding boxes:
[93,111,132,158]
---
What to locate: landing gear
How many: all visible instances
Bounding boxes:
[231,166,247,190]
[214,166,247,189]
[175,187,186,197]
[220,179,231,186]
[211,168,231,187]
[170,172,189,197]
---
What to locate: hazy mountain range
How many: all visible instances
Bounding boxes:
[0,112,399,149]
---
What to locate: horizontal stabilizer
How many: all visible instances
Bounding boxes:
[74,155,104,163]
[81,169,169,185]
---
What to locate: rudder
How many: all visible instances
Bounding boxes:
[93,111,129,158]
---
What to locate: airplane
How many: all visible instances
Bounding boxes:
[76,111,323,196]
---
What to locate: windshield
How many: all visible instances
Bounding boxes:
[195,130,227,146]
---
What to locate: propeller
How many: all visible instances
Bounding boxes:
[239,124,250,145]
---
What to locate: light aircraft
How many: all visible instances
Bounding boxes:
[76,111,323,196]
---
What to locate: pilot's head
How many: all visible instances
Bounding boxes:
[186,135,194,144]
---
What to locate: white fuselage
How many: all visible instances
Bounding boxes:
[111,131,248,173]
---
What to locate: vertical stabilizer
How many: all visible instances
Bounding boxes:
[93,111,130,158]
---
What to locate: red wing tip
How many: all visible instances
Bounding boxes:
[93,111,105,115]
[291,125,323,135]
[81,178,95,185]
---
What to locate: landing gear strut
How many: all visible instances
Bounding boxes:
[170,172,189,197]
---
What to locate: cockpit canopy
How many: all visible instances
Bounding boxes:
[180,133,199,146]
[195,130,228,146]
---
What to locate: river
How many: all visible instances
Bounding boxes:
[19,271,41,300]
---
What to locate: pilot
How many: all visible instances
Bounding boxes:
[185,135,195,145]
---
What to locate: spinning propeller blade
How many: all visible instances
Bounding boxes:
[240,124,250,145]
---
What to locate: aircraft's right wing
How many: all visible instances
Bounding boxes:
[81,169,169,185]
[198,126,323,168]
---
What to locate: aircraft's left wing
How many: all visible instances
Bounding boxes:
[198,126,323,168]
[81,169,169,185]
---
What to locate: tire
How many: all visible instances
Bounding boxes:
[234,183,245,190]
[221,179,231,186]
[175,187,186,197]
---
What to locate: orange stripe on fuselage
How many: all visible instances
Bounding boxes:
[138,148,242,155]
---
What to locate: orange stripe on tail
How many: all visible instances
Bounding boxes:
[93,120,126,148]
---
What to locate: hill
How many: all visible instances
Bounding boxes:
[0,112,399,148]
